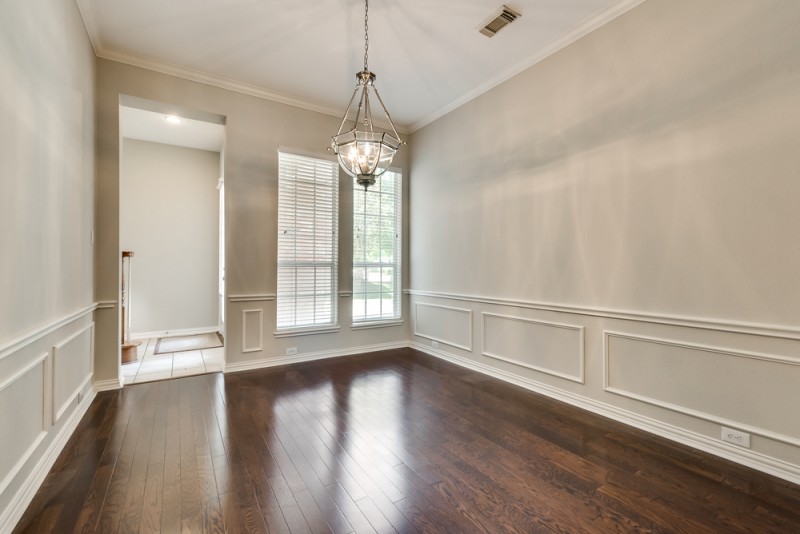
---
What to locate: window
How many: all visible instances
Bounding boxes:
[277,151,339,330]
[352,170,401,323]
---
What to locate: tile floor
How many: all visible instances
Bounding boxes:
[121,337,224,385]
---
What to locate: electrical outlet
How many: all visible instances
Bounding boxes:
[432,341,439,349]
[721,426,751,448]
[286,346,297,356]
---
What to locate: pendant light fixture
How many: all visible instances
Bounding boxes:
[331,0,403,189]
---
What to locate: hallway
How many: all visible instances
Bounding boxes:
[122,337,224,384]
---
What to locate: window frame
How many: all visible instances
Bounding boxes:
[275,150,340,335]
[351,169,402,326]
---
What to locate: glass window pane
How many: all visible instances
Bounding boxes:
[352,171,401,323]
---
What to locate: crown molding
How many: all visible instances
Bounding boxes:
[76,0,345,122]
[74,0,102,54]
[99,48,341,114]
[101,48,413,135]
[408,0,649,132]
[75,0,643,136]
[76,1,345,121]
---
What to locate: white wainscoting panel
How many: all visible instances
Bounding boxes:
[242,309,264,353]
[0,308,100,534]
[482,312,584,383]
[0,354,47,497]
[413,302,473,351]
[604,331,800,446]
[52,324,94,425]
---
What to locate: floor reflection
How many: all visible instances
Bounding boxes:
[222,358,418,532]
[18,350,800,533]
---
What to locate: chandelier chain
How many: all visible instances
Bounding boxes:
[331,0,403,190]
[363,0,369,71]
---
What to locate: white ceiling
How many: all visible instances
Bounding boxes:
[78,0,645,132]
[120,106,225,152]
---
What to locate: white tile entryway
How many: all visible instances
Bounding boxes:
[121,337,224,385]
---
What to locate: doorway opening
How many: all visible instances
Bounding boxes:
[118,96,226,385]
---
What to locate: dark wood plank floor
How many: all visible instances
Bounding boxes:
[13,348,800,533]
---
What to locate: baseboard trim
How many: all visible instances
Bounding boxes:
[410,342,800,486]
[131,326,219,340]
[0,388,96,534]
[93,378,122,392]
[225,341,409,374]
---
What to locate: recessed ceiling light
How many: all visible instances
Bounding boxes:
[164,115,182,124]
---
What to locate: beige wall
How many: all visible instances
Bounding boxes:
[95,59,410,383]
[120,139,220,335]
[3,2,799,526]
[0,1,95,339]
[408,0,800,481]
[0,0,96,529]
[411,0,800,324]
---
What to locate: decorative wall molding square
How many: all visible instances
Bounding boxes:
[242,309,264,353]
[413,302,473,351]
[603,330,800,448]
[481,312,585,383]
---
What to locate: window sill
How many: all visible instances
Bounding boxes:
[351,319,404,330]
[274,325,341,338]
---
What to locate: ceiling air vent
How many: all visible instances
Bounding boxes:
[478,5,521,38]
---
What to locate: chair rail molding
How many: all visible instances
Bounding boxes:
[228,293,276,303]
[406,289,800,340]
[0,303,99,361]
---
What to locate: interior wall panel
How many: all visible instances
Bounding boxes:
[242,309,264,353]
[414,302,472,351]
[605,331,800,444]
[0,355,47,496]
[408,291,800,482]
[482,312,584,383]
[52,324,93,425]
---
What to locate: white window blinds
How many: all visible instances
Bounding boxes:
[352,170,401,322]
[277,151,339,330]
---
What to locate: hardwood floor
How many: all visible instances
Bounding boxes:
[13,348,800,533]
